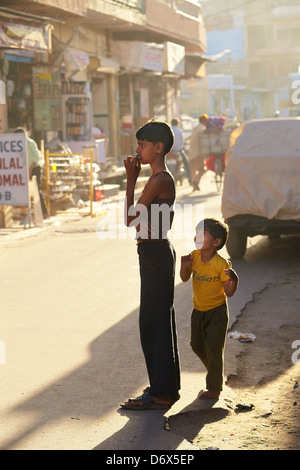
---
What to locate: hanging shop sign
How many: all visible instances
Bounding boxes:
[0,133,29,206]
[0,17,51,52]
[62,49,90,81]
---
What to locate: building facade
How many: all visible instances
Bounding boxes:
[245,0,300,118]
[181,0,300,123]
[0,0,206,161]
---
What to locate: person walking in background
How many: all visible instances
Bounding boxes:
[188,114,208,191]
[15,126,49,218]
[171,118,191,184]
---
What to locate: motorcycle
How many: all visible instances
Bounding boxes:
[166,151,186,185]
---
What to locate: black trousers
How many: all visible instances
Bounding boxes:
[137,240,180,400]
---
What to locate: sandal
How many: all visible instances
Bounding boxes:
[141,386,180,402]
[120,392,171,410]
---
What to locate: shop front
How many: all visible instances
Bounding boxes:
[0,12,104,163]
[51,30,111,164]
[58,49,94,153]
[0,11,52,135]
[112,40,186,158]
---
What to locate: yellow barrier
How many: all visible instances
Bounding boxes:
[45,149,94,216]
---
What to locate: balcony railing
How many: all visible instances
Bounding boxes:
[107,0,144,12]
[145,0,205,51]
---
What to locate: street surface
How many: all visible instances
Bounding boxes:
[0,171,299,450]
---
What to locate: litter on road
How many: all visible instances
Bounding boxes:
[227,331,256,342]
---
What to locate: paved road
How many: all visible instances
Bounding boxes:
[0,172,299,450]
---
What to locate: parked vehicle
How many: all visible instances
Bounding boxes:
[222,118,300,258]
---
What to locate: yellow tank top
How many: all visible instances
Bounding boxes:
[191,250,231,311]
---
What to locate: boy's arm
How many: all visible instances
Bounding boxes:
[180,254,193,282]
[223,268,239,297]
[124,159,169,227]
[124,156,142,226]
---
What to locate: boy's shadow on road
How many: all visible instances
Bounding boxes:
[1,278,223,451]
[2,235,300,450]
[93,400,229,451]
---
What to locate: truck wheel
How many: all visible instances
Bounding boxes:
[227,227,247,258]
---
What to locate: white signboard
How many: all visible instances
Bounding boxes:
[0,133,29,206]
[112,41,164,72]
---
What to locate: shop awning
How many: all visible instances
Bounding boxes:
[185,49,232,78]
[96,56,120,74]
[88,55,120,75]
[111,40,217,79]
[184,53,207,78]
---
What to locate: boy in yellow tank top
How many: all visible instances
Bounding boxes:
[180,218,239,400]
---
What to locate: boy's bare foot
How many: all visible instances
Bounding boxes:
[199,390,220,400]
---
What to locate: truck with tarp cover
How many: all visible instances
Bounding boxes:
[222,118,300,258]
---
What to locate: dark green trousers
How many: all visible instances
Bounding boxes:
[191,303,228,392]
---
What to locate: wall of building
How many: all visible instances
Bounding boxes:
[0,0,207,161]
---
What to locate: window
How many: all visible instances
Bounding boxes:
[277,28,290,47]
[248,25,266,53]
[291,28,300,46]
[249,62,266,78]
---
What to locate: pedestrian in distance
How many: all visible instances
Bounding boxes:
[188,114,208,192]
[171,117,191,184]
[121,119,181,410]
[15,126,49,218]
[180,218,239,400]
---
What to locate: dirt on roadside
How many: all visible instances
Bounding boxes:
[167,271,300,450]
